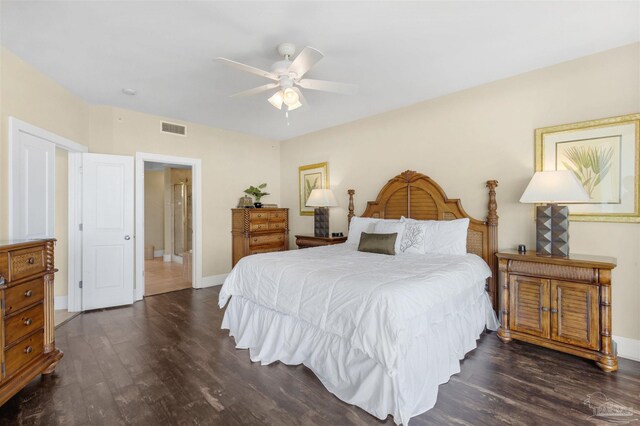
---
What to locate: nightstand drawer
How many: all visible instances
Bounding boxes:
[250,233,285,247]
[5,330,44,378]
[5,278,44,315]
[5,303,44,347]
[9,246,46,281]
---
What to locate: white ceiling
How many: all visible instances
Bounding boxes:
[1,1,639,141]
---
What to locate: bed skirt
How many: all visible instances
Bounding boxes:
[221,291,498,425]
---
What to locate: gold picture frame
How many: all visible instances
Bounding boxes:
[299,162,328,216]
[535,113,640,222]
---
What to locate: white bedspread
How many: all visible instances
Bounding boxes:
[219,244,494,377]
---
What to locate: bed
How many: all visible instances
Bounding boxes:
[219,171,500,424]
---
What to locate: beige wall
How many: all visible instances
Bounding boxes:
[1,47,88,298]
[280,43,640,341]
[1,46,281,298]
[144,171,165,252]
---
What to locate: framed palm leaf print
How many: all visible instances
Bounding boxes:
[535,113,640,222]
[299,162,328,216]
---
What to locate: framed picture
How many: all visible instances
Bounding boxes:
[299,162,328,216]
[535,113,640,222]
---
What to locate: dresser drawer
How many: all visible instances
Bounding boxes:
[250,233,285,247]
[249,221,269,232]
[250,246,284,255]
[269,211,286,220]
[5,330,44,378]
[9,246,46,281]
[249,210,270,221]
[5,303,45,347]
[4,278,44,315]
[268,221,286,230]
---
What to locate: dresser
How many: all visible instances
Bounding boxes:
[295,234,347,249]
[232,208,289,267]
[496,250,617,372]
[0,239,63,405]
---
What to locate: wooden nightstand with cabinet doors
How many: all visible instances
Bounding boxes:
[496,250,617,372]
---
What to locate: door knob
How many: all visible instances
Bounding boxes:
[124,235,131,240]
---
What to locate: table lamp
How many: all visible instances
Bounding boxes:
[520,170,589,257]
[306,189,338,237]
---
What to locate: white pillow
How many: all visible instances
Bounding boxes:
[401,217,469,255]
[373,220,405,255]
[426,218,469,255]
[346,217,381,244]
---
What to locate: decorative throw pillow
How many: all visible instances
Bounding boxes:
[346,217,381,244]
[399,222,427,254]
[358,232,397,255]
[373,220,405,254]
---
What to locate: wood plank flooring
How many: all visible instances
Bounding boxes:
[144,258,192,296]
[1,286,639,425]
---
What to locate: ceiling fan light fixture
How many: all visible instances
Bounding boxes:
[283,88,299,106]
[268,90,284,110]
[287,100,302,111]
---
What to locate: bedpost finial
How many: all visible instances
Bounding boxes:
[347,189,355,228]
[486,180,498,226]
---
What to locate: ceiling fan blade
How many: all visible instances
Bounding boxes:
[288,47,324,78]
[215,57,279,81]
[230,83,279,98]
[296,79,358,95]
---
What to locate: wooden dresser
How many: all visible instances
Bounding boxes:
[496,250,617,372]
[232,208,289,267]
[0,239,63,405]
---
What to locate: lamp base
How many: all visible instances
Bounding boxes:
[536,204,570,257]
[314,207,329,238]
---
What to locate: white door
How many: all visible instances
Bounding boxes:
[10,131,55,239]
[82,153,134,310]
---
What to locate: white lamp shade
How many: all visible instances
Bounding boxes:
[306,189,338,207]
[520,170,590,203]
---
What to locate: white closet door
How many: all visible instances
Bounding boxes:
[11,131,55,239]
[82,153,134,310]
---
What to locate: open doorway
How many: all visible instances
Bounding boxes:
[135,152,202,300]
[143,162,193,296]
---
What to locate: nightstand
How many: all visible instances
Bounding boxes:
[496,250,617,372]
[295,234,347,249]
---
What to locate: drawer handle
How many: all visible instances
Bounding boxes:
[24,346,33,354]
[24,290,33,297]
[550,308,558,314]
[24,318,33,326]
[540,307,549,312]
[28,257,35,264]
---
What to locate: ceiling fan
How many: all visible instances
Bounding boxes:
[216,43,357,112]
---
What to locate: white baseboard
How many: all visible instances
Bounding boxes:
[154,249,164,258]
[172,254,183,264]
[163,254,171,262]
[613,335,640,362]
[54,295,68,310]
[200,273,228,288]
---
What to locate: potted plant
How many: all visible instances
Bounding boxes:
[244,183,270,208]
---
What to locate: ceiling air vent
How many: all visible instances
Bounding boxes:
[161,121,187,136]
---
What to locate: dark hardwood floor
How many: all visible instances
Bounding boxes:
[1,286,639,425]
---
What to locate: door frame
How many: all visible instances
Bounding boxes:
[134,152,202,300]
[8,117,88,312]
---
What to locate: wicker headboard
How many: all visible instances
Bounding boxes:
[347,170,499,310]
